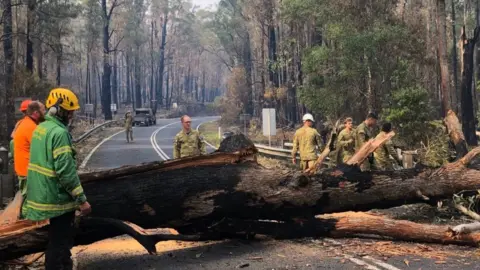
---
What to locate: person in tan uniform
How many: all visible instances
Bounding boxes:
[354,112,378,171]
[173,115,206,159]
[125,111,133,143]
[336,117,355,165]
[374,122,402,170]
[291,113,323,170]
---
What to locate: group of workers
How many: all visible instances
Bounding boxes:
[7,87,400,270]
[10,88,91,270]
[291,112,402,172]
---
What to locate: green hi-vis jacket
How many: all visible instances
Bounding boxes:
[23,115,87,221]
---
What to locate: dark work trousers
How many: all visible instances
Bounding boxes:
[45,211,75,270]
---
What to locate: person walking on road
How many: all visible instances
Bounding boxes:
[291,113,323,171]
[336,117,355,165]
[125,111,134,143]
[23,88,91,270]
[355,112,378,171]
[173,115,206,159]
[374,122,402,171]
[13,101,46,197]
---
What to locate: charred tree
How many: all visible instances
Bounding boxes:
[100,0,120,120]
[2,0,15,145]
[26,0,36,73]
[3,130,480,260]
[126,51,132,105]
[460,27,480,146]
[157,12,168,111]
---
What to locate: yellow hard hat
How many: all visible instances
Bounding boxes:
[46,88,80,111]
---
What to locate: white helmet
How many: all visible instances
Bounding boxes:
[302,113,314,122]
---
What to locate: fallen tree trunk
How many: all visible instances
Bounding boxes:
[210,212,480,247]
[2,134,480,260]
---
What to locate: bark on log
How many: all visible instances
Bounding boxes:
[1,135,480,260]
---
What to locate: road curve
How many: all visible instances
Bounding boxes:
[85,116,219,170]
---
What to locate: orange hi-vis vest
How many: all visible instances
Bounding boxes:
[13,116,38,177]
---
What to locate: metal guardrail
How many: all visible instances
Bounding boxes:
[254,144,295,159]
[254,144,331,166]
[73,120,116,143]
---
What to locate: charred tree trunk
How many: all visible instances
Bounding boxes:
[134,44,142,108]
[3,132,480,260]
[157,13,168,109]
[112,50,118,108]
[460,27,480,146]
[1,0,14,145]
[201,70,206,104]
[126,51,132,105]
[101,0,113,120]
[55,45,62,86]
[25,0,35,73]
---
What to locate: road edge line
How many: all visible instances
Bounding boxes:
[196,121,218,150]
[79,129,126,169]
[150,121,178,160]
[362,256,402,270]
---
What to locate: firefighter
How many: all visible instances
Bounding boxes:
[23,88,91,270]
[13,101,46,197]
[173,115,206,159]
[291,113,323,171]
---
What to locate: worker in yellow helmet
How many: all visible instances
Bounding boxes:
[23,88,91,270]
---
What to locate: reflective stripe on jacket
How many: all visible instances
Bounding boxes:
[23,115,87,221]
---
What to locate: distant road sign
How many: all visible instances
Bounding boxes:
[85,104,94,113]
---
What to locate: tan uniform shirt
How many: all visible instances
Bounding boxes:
[336,128,355,164]
[373,131,401,170]
[173,129,206,159]
[291,126,323,161]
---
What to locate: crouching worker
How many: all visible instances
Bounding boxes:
[23,88,92,270]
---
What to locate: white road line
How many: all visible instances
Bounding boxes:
[196,122,218,150]
[150,121,179,160]
[79,129,126,169]
[345,255,381,270]
[363,256,403,270]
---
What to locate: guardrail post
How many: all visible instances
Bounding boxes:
[402,151,416,169]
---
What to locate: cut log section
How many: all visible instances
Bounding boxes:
[0,114,479,260]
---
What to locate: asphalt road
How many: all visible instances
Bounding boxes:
[81,117,480,270]
[84,116,219,170]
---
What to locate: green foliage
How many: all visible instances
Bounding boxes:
[383,87,432,143]
[381,86,449,166]
[285,0,428,120]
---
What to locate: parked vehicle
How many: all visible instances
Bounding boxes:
[134,108,156,126]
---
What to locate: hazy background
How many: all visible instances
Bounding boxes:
[194,0,218,8]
